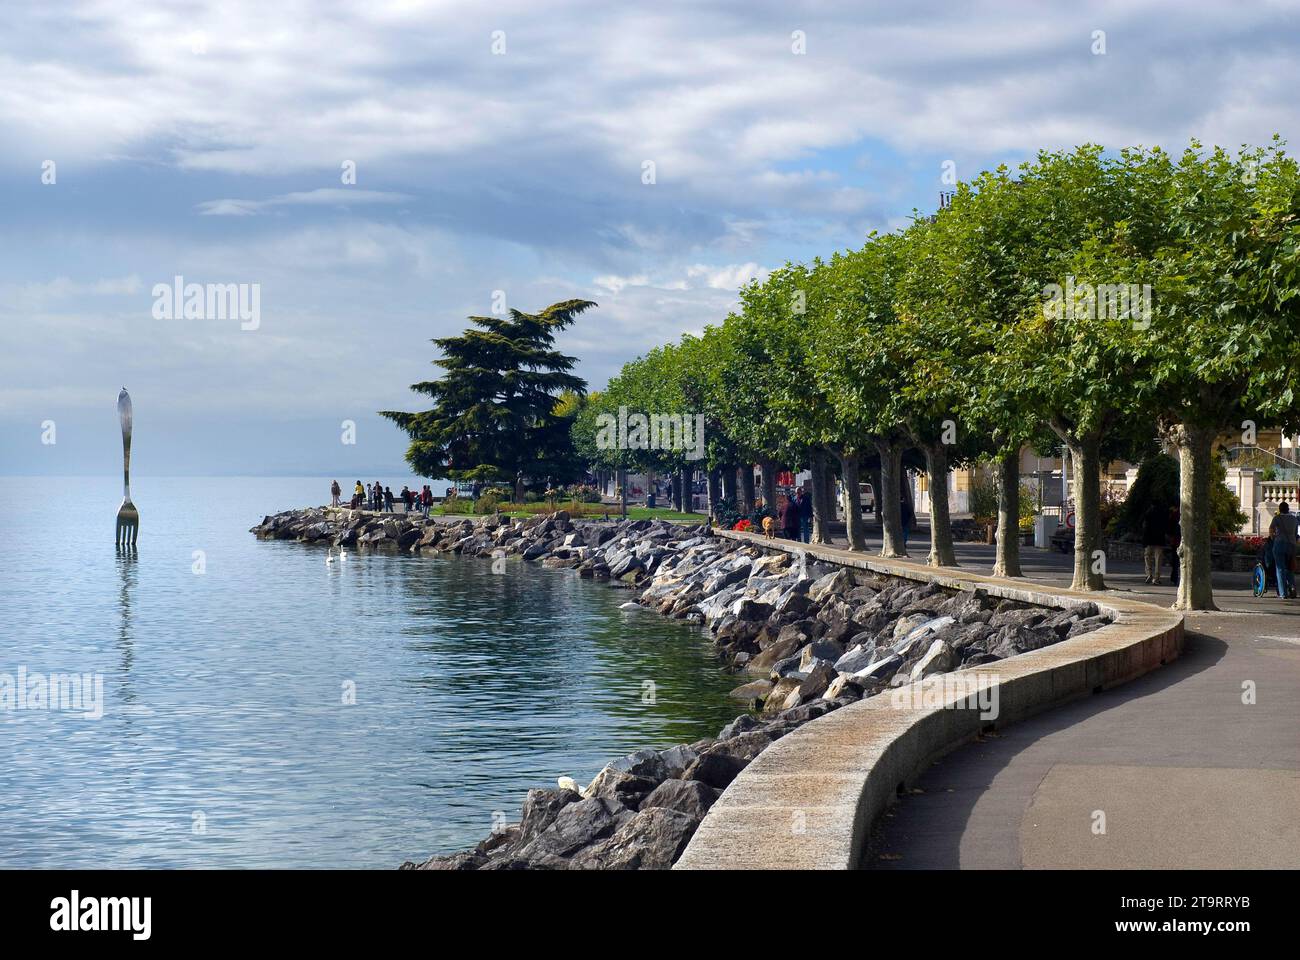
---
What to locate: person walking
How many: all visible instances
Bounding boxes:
[421,485,433,518]
[780,491,801,540]
[353,481,364,509]
[384,486,395,512]
[330,480,341,507]
[796,487,813,543]
[1269,501,1298,599]
[1141,501,1168,585]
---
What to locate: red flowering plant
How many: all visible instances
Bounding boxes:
[733,518,752,532]
[1220,533,1265,555]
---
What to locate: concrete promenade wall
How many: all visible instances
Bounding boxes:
[674,531,1185,870]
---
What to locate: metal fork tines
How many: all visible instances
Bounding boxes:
[116,500,139,546]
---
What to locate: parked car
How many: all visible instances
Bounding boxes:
[836,481,876,517]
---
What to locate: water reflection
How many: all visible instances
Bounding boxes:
[114,545,136,706]
[6,477,749,865]
[393,554,745,801]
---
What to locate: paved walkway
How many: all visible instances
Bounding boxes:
[833,520,1300,869]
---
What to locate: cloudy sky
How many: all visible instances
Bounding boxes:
[5,0,1300,476]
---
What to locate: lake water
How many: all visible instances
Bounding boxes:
[1,477,742,868]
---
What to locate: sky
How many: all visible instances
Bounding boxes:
[4,0,1300,477]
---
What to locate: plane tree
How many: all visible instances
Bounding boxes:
[1135,140,1300,609]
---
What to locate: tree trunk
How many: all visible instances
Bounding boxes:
[809,449,833,544]
[618,467,628,519]
[759,460,778,513]
[671,470,682,512]
[993,450,1023,578]
[875,438,907,557]
[924,443,957,566]
[739,465,756,515]
[837,450,867,551]
[722,465,743,509]
[1174,424,1219,611]
[1067,434,1106,591]
[707,467,722,520]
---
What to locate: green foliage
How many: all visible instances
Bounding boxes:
[381,300,595,483]
[1115,453,1249,538]
[967,477,999,524]
[474,488,505,514]
[1209,458,1249,534]
[1115,454,1180,539]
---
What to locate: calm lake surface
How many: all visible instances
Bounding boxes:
[1,477,742,868]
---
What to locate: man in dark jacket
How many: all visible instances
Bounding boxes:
[1141,501,1168,584]
[781,492,801,540]
[797,487,813,543]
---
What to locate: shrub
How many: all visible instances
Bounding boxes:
[1115,453,1247,538]
[968,476,998,526]
[563,484,602,503]
[474,489,504,514]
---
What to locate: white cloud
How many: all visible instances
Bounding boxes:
[686,263,769,290]
[196,188,411,216]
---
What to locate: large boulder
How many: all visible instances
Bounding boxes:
[568,807,699,870]
[733,598,775,622]
[717,713,762,740]
[910,638,956,680]
[852,652,903,684]
[684,750,747,789]
[798,640,843,672]
[603,748,670,782]
[782,661,837,710]
[518,787,582,843]
[746,632,805,675]
[728,678,774,701]
[656,744,699,779]
[583,769,659,807]
[710,729,777,763]
[808,569,854,603]
[639,778,718,821]
[513,797,631,860]
[762,676,802,713]
[834,643,876,674]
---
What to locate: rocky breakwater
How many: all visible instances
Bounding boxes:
[251,507,1111,869]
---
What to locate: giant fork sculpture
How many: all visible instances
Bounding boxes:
[115,388,139,546]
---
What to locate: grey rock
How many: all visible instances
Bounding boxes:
[515,797,631,860]
[910,638,956,680]
[639,779,718,821]
[684,750,747,790]
[834,643,876,674]
[853,652,902,683]
[568,807,699,870]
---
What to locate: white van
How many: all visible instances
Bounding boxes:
[837,481,875,517]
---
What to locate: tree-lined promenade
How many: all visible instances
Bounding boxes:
[576,141,1300,612]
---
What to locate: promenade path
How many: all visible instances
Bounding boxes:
[801,520,1299,870]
